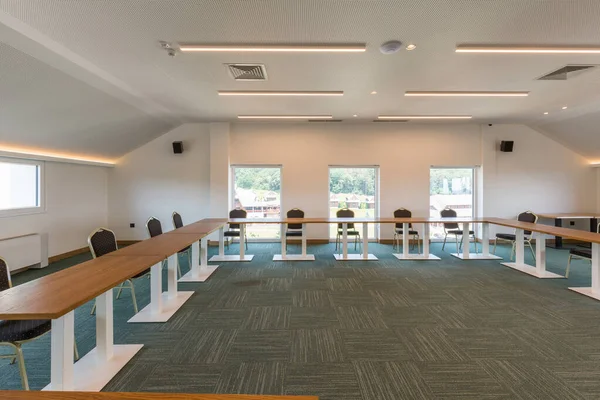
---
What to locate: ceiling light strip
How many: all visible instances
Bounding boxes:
[405,91,529,97]
[378,115,472,120]
[0,147,116,166]
[456,46,600,54]
[238,115,333,119]
[179,44,366,52]
[219,91,343,96]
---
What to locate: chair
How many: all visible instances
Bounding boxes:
[285,208,305,250]
[88,228,150,315]
[565,223,600,278]
[493,211,538,261]
[440,207,477,253]
[393,208,420,253]
[225,208,248,249]
[0,257,78,390]
[146,217,182,278]
[172,211,193,272]
[335,208,361,251]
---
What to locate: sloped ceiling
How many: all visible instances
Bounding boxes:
[1,1,600,159]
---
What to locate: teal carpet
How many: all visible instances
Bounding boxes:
[2,242,600,399]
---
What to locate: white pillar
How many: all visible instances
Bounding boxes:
[50,311,75,390]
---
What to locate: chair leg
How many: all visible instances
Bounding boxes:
[473,234,478,254]
[177,257,182,279]
[442,234,447,251]
[129,280,139,314]
[566,254,573,278]
[456,235,460,254]
[90,299,96,315]
[116,283,124,299]
[510,242,516,261]
[14,343,29,391]
[74,341,79,361]
[335,234,339,251]
[417,235,421,254]
[528,241,536,261]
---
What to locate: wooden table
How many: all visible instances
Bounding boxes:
[0,255,164,391]
[104,233,204,323]
[0,391,318,400]
[170,220,226,282]
[536,212,600,249]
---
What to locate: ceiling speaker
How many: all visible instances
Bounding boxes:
[172,141,183,154]
[379,40,403,54]
[500,141,514,152]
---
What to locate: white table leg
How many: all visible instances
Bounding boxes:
[281,223,286,257]
[167,253,177,299]
[302,223,307,256]
[423,224,430,255]
[343,223,348,258]
[570,243,600,297]
[50,311,75,390]
[451,222,500,261]
[150,262,162,313]
[240,224,246,259]
[96,289,114,360]
[180,239,218,282]
[515,229,525,265]
[362,223,369,259]
[219,227,225,256]
[482,223,490,257]
[536,233,546,275]
[462,222,470,259]
[501,228,560,278]
[274,223,314,261]
[402,223,409,255]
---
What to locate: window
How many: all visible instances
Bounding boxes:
[429,167,474,239]
[231,165,281,239]
[329,166,379,239]
[0,159,43,216]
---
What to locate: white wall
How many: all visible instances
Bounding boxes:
[0,162,108,270]
[107,123,211,240]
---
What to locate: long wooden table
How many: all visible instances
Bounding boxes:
[0,392,318,400]
[0,255,164,391]
[536,212,600,249]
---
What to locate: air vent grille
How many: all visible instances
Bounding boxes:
[373,119,408,123]
[538,65,597,80]
[226,64,267,81]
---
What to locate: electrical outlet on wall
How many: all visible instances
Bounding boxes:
[570,221,575,226]
[130,223,135,228]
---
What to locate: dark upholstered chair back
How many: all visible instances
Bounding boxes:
[0,257,11,291]
[337,208,355,230]
[517,211,537,235]
[147,217,163,238]
[287,208,304,230]
[394,208,413,229]
[172,212,184,229]
[440,208,459,230]
[88,228,118,258]
[229,208,247,230]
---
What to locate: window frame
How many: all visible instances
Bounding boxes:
[0,157,45,218]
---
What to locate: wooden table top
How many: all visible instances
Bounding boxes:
[0,255,164,320]
[536,212,600,219]
[487,217,600,243]
[0,392,318,400]
[170,220,226,235]
[105,232,204,258]
[227,217,488,224]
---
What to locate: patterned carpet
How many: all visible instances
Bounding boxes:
[2,241,600,399]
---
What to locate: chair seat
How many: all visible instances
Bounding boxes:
[395,229,419,235]
[224,231,240,237]
[447,229,475,235]
[496,233,516,241]
[570,248,592,259]
[337,230,360,236]
[0,319,51,342]
[286,231,303,237]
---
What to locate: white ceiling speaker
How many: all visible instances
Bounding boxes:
[379,40,403,54]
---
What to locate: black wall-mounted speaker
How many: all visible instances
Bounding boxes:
[500,141,514,152]
[172,141,183,154]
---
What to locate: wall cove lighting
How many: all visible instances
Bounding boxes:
[218,91,343,96]
[0,146,116,166]
[378,115,472,120]
[456,45,600,54]
[405,91,529,97]
[237,115,333,119]
[179,44,366,52]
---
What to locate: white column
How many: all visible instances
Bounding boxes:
[515,229,525,265]
[240,224,246,259]
[592,243,600,294]
[281,223,286,257]
[423,224,430,256]
[218,227,225,256]
[462,222,470,259]
[342,223,348,258]
[362,223,369,259]
[200,237,208,269]
[481,223,490,257]
[150,262,162,314]
[96,288,114,360]
[301,223,307,257]
[535,233,546,274]
[50,311,75,390]
[402,223,409,255]
[190,240,200,275]
[167,253,177,299]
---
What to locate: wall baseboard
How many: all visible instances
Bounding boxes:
[48,247,89,263]
[117,240,141,246]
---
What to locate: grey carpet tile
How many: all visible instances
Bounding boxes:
[290,278,330,291]
[208,290,250,308]
[370,289,415,307]
[379,306,441,329]
[103,362,159,392]
[214,362,286,395]
[291,329,346,363]
[353,361,433,400]
[505,328,585,361]
[136,364,224,393]
[195,308,249,330]
[247,291,294,307]
[426,305,481,329]
[445,328,530,359]
[242,306,291,330]
[226,330,291,362]
[260,268,295,279]
[335,306,389,330]
[351,267,391,280]
[285,363,362,400]
[342,330,411,361]
[326,277,363,291]
[292,267,326,279]
[290,307,340,329]
[169,330,238,364]
[398,328,471,362]
[543,361,600,399]
[510,306,575,329]
[292,290,333,308]
[328,291,377,307]
[321,267,361,278]
[259,278,293,291]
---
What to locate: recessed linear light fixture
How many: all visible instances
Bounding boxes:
[179,44,366,52]
[405,91,529,97]
[218,91,343,96]
[378,115,472,120]
[456,45,600,54]
[562,106,568,109]
[237,115,333,120]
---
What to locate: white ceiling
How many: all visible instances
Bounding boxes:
[2,0,600,159]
